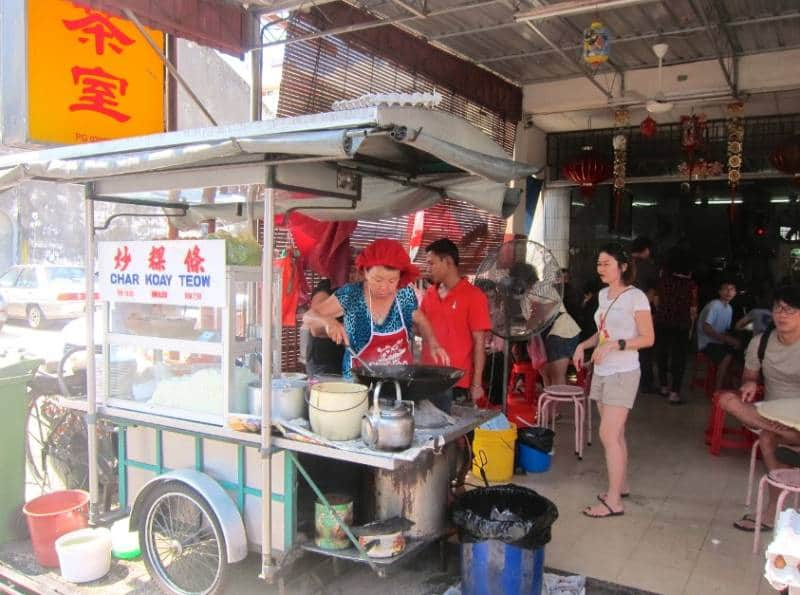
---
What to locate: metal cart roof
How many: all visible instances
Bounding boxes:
[0,106,539,220]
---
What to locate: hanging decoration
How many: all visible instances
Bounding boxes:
[677,159,724,178]
[680,113,707,160]
[726,101,745,221]
[562,146,612,199]
[640,116,657,138]
[770,134,800,184]
[583,21,610,69]
[611,108,629,230]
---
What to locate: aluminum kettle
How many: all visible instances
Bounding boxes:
[361,380,415,451]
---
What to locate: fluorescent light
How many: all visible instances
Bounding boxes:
[632,201,657,207]
[694,199,743,205]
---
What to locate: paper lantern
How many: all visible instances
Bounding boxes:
[640,116,657,138]
[583,21,610,69]
[562,146,612,198]
[770,134,800,183]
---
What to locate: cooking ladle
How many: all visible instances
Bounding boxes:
[346,345,378,375]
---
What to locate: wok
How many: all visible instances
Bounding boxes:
[352,364,464,401]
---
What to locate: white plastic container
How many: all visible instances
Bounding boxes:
[308,382,369,441]
[55,527,112,583]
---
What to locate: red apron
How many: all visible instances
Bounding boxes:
[353,294,413,368]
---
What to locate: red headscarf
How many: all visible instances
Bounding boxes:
[355,239,420,288]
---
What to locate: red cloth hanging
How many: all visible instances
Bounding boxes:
[274,254,302,326]
[285,212,356,288]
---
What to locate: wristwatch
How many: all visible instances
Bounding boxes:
[618,339,627,351]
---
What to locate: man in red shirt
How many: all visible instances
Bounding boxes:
[421,238,492,405]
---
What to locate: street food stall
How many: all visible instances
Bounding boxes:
[0,102,539,593]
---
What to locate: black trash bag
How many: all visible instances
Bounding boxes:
[518,427,555,453]
[451,484,558,549]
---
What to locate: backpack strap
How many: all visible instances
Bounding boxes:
[758,325,774,366]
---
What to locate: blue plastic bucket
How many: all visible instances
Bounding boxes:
[461,540,545,595]
[518,444,551,473]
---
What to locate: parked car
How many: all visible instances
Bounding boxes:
[0,265,87,328]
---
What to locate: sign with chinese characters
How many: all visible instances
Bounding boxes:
[27,0,165,145]
[98,240,226,307]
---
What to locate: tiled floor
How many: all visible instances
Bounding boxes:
[510,385,777,595]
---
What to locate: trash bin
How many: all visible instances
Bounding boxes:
[0,357,43,544]
[517,428,555,473]
[452,484,558,595]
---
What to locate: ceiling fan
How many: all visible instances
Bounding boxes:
[645,43,674,114]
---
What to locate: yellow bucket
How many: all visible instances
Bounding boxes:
[472,423,518,482]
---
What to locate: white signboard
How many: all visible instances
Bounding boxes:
[98,240,226,307]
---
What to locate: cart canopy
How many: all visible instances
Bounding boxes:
[0,106,539,220]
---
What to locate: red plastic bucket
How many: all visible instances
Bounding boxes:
[23,490,89,567]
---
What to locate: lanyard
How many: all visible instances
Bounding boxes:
[598,287,632,341]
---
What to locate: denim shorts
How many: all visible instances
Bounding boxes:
[545,334,580,362]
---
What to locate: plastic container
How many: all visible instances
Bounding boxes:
[472,423,518,482]
[518,443,552,473]
[461,541,545,595]
[308,382,369,441]
[0,358,42,545]
[110,517,140,560]
[315,494,353,550]
[23,490,90,567]
[55,527,112,583]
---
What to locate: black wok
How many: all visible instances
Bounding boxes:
[352,364,464,401]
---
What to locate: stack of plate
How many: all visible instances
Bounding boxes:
[95,355,138,399]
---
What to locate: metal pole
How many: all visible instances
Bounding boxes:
[248,14,263,331]
[84,185,100,523]
[260,166,276,581]
[122,8,218,126]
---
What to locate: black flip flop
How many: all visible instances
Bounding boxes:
[599,492,630,500]
[733,513,772,533]
[583,495,624,518]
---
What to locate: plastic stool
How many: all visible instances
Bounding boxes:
[706,391,758,456]
[753,468,800,553]
[507,361,539,405]
[537,384,588,460]
[745,431,762,507]
[691,351,718,399]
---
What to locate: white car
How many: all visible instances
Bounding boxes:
[0,265,87,328]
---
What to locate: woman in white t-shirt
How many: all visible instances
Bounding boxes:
[573,243,654,518]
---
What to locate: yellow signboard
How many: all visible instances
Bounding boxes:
[27,0,165,145]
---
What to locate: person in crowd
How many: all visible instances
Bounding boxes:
[303,239,449,376]
[419,238,492,406]
[539,304,582,387]
[654,248,698,404]
[573,243,654,518]
[696,278,741,390]
[716,286,800,531]
[735,289,774,336]
[305,279,346,376]
[631,236,658,394]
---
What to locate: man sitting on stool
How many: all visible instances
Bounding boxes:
[718,285,800,532]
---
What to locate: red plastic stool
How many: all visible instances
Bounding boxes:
[707,391,758,456]
[506,393,538,427]
[506,361,539,405]
[691,352,718,399]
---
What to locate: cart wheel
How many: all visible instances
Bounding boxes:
[139,481,229,595]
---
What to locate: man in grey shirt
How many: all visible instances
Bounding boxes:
[718,285,800,531]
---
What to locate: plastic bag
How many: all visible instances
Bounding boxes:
[451,484,558,549]
[518,427,555,453]
[208,230,262,266]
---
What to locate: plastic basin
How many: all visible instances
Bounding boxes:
[23,490,89,567]
[55,527,112,583]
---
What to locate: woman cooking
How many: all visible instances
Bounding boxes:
[303,239,450,376]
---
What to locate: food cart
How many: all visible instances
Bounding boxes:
[0,103,539,594]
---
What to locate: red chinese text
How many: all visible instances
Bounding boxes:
[70,66,130,123]
[148,246,166,271]
[62,8,135,55]
[114,246,131,271]
[184,245,205,274]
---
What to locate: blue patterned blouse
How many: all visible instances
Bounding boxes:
[333,282,418,377]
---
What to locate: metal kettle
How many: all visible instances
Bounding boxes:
[361,380,415,451]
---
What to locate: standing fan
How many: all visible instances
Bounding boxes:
[474,240,563,410]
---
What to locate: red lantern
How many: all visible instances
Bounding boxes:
[770,134,800,184]
[562,146,612,198]
[640,116,657,138]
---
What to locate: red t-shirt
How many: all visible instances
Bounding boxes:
[420,278,492,388]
